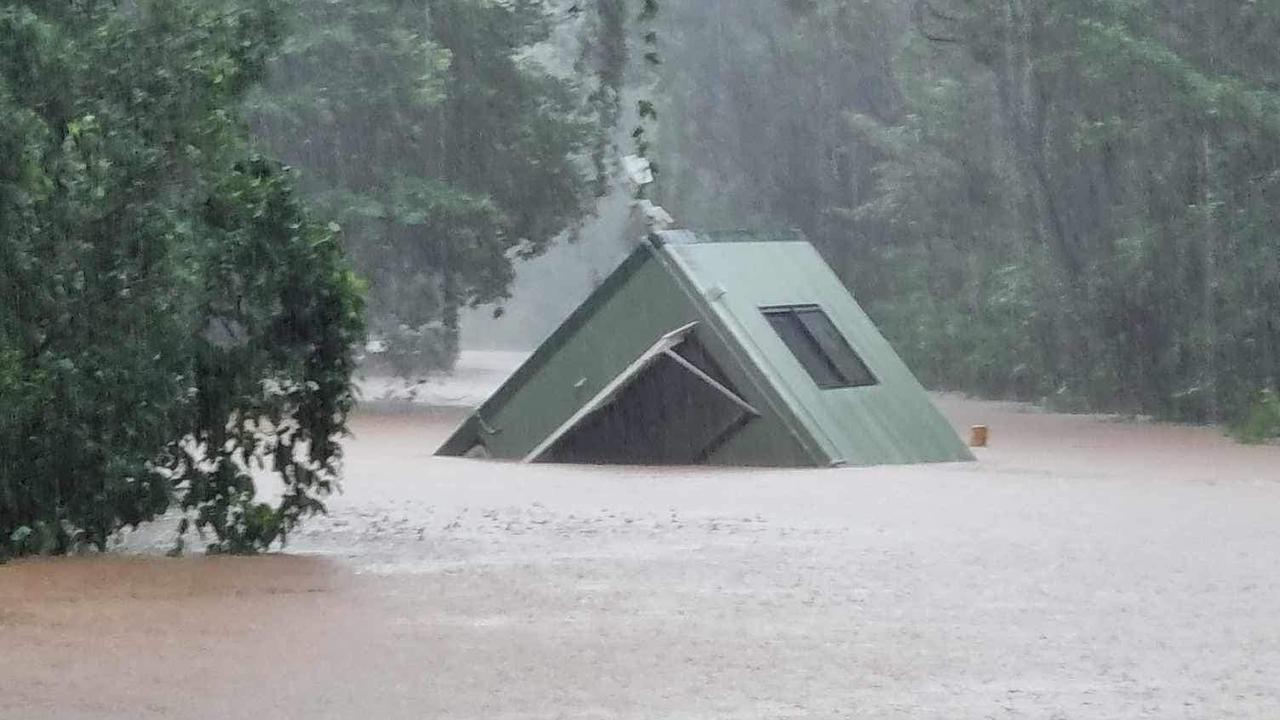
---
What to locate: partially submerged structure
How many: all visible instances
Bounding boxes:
[438,232,972,467]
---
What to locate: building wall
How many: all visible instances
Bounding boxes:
[704,418,817,467]
[463,250,817,466]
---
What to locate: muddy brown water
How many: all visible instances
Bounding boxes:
[3,397,1280,719]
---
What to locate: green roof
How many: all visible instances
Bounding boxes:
[438,232,973,467]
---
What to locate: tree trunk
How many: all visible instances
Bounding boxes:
[1200,131,1221,423]
[983,0,1082,282]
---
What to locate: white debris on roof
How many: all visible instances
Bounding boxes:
[621,154,654,187]
[636,199,674,231]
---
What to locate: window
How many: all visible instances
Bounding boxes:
[762,305,877,389]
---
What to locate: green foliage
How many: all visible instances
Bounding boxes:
[1231,390,1280,445]
[0,0,362,561]
[655,0,1280,432]
[248,0,594,376]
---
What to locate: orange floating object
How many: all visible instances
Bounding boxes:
[969,425,989,448]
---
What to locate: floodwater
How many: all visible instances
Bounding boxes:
[3,357,1280,719]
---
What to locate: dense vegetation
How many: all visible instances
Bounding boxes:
[654,0,1280,436]
[2,0,1276,562]
[0,0,363,559]
[248,0,599,374]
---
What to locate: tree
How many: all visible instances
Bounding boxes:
[248,0,595,374]
[651,0,1280,434]
[0,0,364,560]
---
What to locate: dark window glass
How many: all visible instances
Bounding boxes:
[763,306,877,389]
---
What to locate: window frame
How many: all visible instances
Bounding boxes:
[761,304,878,390]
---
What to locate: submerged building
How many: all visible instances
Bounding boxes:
[437,231,973,467]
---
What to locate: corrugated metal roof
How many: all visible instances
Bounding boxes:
[659,239,973,466]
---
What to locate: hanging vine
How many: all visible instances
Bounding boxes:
[578,0,661,197]
[633,0,661,197]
